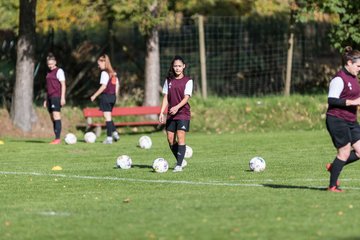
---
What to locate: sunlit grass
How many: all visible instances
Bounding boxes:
[1,130,359,239]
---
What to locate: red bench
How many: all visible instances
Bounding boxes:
[82,106,166,135]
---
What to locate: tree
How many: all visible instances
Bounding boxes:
[295,0,360,49]
[11,0,37,132]
[113,0,168,107]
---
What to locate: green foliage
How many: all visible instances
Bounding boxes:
[0,0,18,30]
[1,130,360,239]
[295,0,360,49]
[190,94,328,133]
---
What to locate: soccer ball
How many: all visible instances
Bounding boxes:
[181,159,187,168]
[152,158,169,173]
[185,145,193,158]
[84,132,96,143]
[116,155,132,169]
[64,133,77,144]
[139,135,152,149]
[249,156,266,172]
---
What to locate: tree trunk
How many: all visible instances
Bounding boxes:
[11,0,37,132]
[143,28,160,107]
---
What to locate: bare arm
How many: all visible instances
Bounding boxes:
[169,95,190,115]
[90,84,107,102]
[159,94,168,123]
[60,81,66,106]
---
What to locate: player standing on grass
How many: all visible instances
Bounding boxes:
[159,56,193,172]
[326,46,360,192]
[90,54,120,144]
[44,53,66,144]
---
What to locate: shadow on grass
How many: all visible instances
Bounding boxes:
[263,184,327,191]
[10,139,48,143]
[132,164,153,169]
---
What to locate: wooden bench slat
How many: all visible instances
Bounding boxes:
[83,106,164,117]
[81,106,166,133]
[88,121,161,127]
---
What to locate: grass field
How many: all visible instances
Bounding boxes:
[1,130,360,240]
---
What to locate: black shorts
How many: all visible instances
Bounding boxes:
[47,97,61,113]
[99,94,116,112]
[166,120,190,132]
[326,115,360,148]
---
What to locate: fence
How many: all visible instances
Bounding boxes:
[159,16,339,96]
[0,16,340,107]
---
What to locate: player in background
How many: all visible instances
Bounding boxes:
[90,54,120,144]
[159,56,193,172]
[43,53,66,144]
[326,46,360,192]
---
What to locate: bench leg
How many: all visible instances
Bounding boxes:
[95,126,102,137]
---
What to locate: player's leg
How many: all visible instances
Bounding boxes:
[345,124,360,165]
[49,97,62,144]
[174,130,186,169]
[103,111,113,144]
[166,120,178,158]
[326,116,349,191]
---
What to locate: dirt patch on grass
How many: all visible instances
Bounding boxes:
[0,107,84,139]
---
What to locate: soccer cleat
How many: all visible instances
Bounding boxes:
[103,138,113,144]
[49,139,61,145]
[326,163,340,187]
[112,131,120,142]
[327,186,344,192]
[173,165,183,172]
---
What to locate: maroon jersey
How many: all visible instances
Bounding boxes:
[46,68,61,97]
[166,76,192,120]
[327,69,360,122]
[103,71,117,95]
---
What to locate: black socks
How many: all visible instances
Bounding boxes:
[329,157,346,187]
[106,121,114,137]
[169,143,186,166]
[53,120,61,139]
[170,143,179,159]
[176,145,186,167]
[345,150,360,165]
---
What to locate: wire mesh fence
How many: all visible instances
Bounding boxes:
[0,16,339,107]
[159,16,338,96]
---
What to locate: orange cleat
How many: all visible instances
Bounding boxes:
[49,139,61,145]
[328,186,344,192]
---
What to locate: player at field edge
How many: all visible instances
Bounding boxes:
[90,54,120,144]
[326,46,360,192]
[159,55,193,172]
[43,53,66,144]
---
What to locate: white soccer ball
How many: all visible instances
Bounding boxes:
[116,155,132,169]
[181,159,187,168]
[139,136,152,149]
[64,133,77,145]
[84,132,97,143]
[249,156,266,172]
[185,145,193,158]
[152,158,169,173]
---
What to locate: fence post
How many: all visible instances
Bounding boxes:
[284,9,295,96]
[198,15,208,99]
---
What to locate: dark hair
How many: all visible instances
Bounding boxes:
[46,52,56,61]
[342,46,360,65]
[166,55,186,80]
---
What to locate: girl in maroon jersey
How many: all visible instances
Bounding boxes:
[43,53,66,144]
[159,56,193,172]
[326,46,360,192]
[90,54,120,144]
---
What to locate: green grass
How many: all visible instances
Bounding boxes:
[1,130,360,240]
